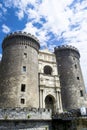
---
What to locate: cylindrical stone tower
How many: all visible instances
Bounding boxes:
[54,45,86,110]
[0,32,40,108]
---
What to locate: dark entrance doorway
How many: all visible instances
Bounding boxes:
[45,95,55,111]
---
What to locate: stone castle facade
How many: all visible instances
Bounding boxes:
[0,31,87,130]
[39,49,62,113]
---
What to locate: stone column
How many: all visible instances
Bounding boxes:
[58,91,62,110]
[40,89,43,108]
[56,90,60,112]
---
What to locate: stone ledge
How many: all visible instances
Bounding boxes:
[0,108,52,120]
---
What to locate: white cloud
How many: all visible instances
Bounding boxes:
[0,3,3,8]
[0,3,7,18]
[4,0,38,20]
[23,22,37,35]
[16,10,24,20]
[2,24,11,33]
[23,22,49,47]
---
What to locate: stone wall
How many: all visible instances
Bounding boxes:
[0,108,52,130]
[0,108,52,120]
[54,45,86,110]
[0,108,87,130]
[53,117,87,130]
[38,49,63,113]
[0,120,52,130]
[0,32,40,108]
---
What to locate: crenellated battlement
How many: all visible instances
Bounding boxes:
[4,31,40,43]
[54,45,80,56]
[0,108,52,120]
[2,31,40,51]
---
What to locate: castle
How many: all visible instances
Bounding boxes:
[0,31,87,130]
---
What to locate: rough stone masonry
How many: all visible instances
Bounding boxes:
[0,31,87,130]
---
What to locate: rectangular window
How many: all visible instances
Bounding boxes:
[21,84,26,92]
[80,90,83,97]
[75,64,77,69]
[23,66,26,72]
[21,98,25,104]
[73,57,75,60]
[24,53,27,58]
[77,77,80,80]
[25,46,27,48]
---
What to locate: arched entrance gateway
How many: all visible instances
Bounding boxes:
[45,95,55,112]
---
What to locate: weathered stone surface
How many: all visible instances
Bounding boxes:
[0,32,40,108]
[38,49,63,113]
[54,45,86,110]
[0,108,52,120]
[0,120,52,130]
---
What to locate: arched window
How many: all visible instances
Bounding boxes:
[45,95,55,112]
[44,65,52,75]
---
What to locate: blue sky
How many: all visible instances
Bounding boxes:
[0,0,87,89]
